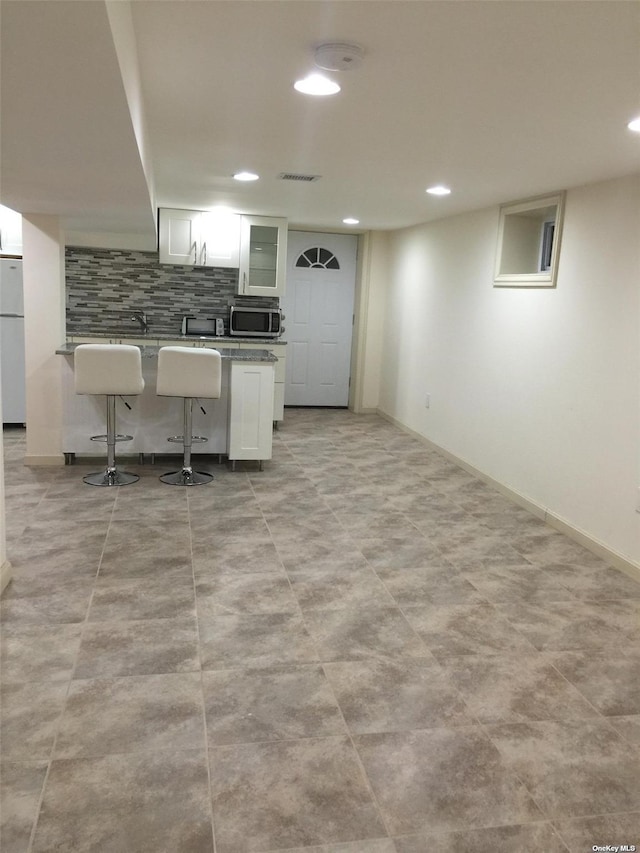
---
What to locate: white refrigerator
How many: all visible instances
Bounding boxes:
[0,258,26,424]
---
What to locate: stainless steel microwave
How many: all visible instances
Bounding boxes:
[229,306,283,338]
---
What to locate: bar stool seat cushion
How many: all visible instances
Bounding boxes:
[74,344,144,396]
[157,347,222,400]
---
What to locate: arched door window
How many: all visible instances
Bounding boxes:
[295,247,340,270]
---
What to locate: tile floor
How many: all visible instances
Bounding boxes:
[1,409,639,852]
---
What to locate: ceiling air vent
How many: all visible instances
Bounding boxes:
[278,172,321,182]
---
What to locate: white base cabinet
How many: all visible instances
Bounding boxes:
[237,342,286,422]
[228,363,275,463]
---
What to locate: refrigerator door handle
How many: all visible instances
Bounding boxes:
[0,313,24,318]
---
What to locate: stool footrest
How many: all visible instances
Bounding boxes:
[167,435,208,444]
[90,433,133,443]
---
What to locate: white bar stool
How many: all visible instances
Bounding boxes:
[156,346,222,486]
[74,344,145,486]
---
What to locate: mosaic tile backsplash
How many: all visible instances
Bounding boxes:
[65,247,278,337]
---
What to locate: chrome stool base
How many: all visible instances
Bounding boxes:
[160,468,213,486]
[83,467,140,487]
[160,397,214,487]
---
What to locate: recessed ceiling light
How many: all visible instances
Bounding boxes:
[426,185,451,196]
[343,217,359,225]
[294,73,340,96]
[233,171,259,181]
[627,116,640,132]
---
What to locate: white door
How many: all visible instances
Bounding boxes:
[282,232,357,406]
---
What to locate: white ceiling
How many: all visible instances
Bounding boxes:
[2,0,639,240]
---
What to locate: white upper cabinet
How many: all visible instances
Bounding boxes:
[159,209,200,265]
[158,208,240,268]
[238,215,287,298]
[200,210,241,267]
[158,208,287,294]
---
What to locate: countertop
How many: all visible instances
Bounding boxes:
[56,343,277,363]
[66,332,286,345]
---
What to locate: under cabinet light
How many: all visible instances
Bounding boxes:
[343,218,359,225]
[627,117,640,133]
[233,171,259,181]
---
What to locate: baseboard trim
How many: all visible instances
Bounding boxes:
[1,559,13,594]
[23,455,65,467]
[377,409,640,583]
[543,510,640,583]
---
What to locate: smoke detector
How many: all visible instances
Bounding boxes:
[314,43,364,72]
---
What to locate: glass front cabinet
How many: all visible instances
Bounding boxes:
[238,215,288,298]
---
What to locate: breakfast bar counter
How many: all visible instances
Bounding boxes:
[64,332,288,422]
[57,342,277,467]
[56,342,277,362]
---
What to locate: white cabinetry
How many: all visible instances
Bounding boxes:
[158,208,240,268]
[201,210,241,267]
[238,342,286,422]
[227,362,274,465]
[158,209,287,293]
[238,215,287,297]
[158,208,199,265]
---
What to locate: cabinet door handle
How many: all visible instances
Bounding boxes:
[0,229,3,251]
[202,242,207,265]
[192,241,197,265]
[243,272,247,292]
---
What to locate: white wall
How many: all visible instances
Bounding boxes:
[375,174,640,565]
[106,0,157,222]
[352,231,388,412]
[23,215,66,466]
[64,230,156,251]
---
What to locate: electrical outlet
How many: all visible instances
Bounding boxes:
[425,394,430,409]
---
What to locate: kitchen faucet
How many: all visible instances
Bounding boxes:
[131,310,149,333]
